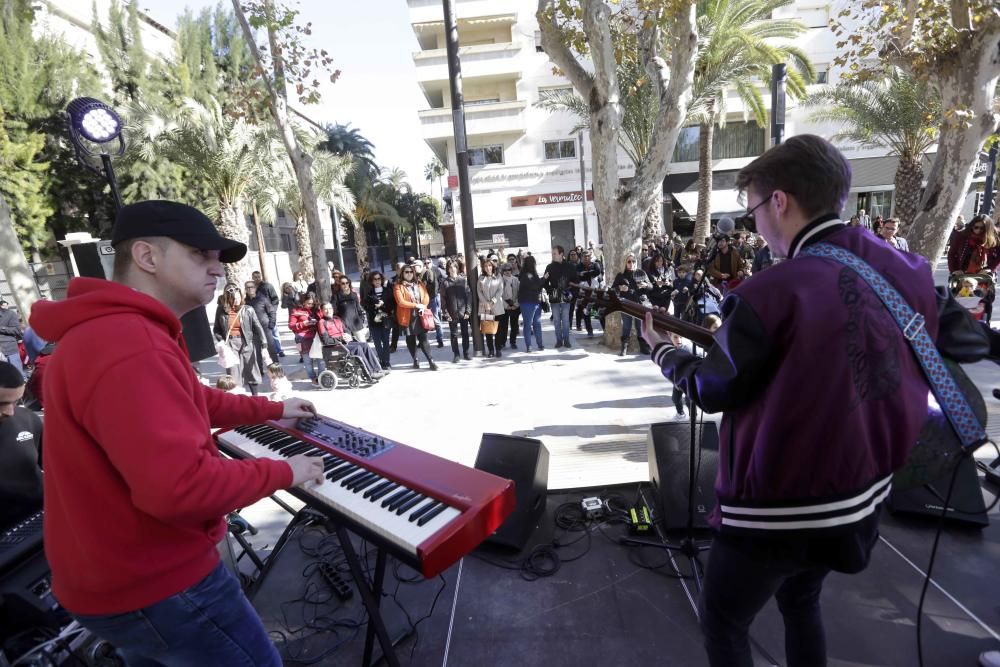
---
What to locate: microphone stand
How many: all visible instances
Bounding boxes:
[622,290,712,590]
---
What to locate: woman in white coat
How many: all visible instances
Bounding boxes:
[477,259,505,357]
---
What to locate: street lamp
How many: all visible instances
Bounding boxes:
[66,97,125,208]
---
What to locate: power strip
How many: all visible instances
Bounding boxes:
[317,561,353,601]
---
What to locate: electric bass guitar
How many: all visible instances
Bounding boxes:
[575,283,989,491]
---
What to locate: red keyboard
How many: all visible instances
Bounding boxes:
[215,415,515,577]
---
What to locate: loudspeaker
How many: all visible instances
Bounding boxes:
[886,454,989,527]
[474,434,549,550]
[180,306,218,363]
[647,421,719,531]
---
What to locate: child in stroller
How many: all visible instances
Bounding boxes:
[316,302,384,389]
[949,271,996,323]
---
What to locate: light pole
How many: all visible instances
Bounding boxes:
[770,64,787,147]
[578,129,589,248]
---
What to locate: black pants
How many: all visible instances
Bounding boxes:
[484,334,496,355]
[671,386,685,413]
[406,331,434,363]
[448,319,470,356]
[699,533,830,667]
[497,308,520,348]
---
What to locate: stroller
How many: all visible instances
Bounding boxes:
[949,271,996,323]
[316,339,379,390]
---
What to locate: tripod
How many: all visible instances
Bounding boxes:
[622,335,713,590]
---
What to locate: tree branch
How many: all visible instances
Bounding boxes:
[638,8,668,100]
[580,0,617,106]
[950,0,971,32]
[535,0,594,99]
[630,2,698,208]
[231,0,279,104]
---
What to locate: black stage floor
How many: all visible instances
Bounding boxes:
[250,482,1000,667]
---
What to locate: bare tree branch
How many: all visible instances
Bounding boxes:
[638,8,668,99]
[535,0,595,99]
[581,0,618,108]
[895,0,919,53]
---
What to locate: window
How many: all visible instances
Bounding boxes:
[475,224,528,249]
[544,139,577,160]
[671,122,766,162]
[535,30,543,52]
[815,67,829,84]
[469,145,504,166]
[466,98,500,106]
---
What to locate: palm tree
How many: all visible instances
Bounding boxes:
[321,122,378,178]
[423,157,446,202]
[805,68,940,231]
[348,169,407,268]
[126,96,271,286]
[689,0,813,242]
[254,151,356,285]
[381,167,411,262]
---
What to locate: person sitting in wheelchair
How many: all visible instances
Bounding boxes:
[318,302,384,382]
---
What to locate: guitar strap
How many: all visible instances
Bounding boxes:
[800,243,988,452]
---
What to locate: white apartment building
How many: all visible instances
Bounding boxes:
[407,0,988,259]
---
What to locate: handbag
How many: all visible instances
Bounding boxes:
[308,333,325,360]
[216,312,240,368]
[800,243,989,489]
[419,308,436,332]
[480,319,499,335]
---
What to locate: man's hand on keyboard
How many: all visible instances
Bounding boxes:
[287,454,325,486]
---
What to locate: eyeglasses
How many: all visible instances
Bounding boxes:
[744,192,774,221]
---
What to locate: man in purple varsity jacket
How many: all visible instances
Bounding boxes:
[642,135,991,667]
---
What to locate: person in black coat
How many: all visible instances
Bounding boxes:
[334,277,368,342]
[363,271,394,370]
[245,281,278,363]
[441,259,472,362]
[611,253,652,356]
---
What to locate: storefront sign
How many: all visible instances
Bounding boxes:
[510,190,594,207]
[447,174,459,188]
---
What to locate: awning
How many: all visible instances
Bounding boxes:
[672,189,744,218]
[413,14,517,31]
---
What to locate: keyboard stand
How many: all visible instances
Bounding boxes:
[332,523,400,667]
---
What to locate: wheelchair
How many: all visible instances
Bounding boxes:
[948,271,995,322]
[316,340,379,390]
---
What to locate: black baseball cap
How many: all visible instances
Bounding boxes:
[111,200,247,263]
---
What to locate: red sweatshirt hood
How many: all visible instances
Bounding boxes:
[30,277,182,344]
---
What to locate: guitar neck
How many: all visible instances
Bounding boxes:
[616,298,715,347]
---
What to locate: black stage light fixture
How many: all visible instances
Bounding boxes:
[66,97,125,208]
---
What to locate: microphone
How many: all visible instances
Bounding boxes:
[717,216,735,236]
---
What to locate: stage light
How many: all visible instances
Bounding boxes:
[66,97,123,144]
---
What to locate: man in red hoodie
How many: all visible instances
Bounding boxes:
[30,200,326,666]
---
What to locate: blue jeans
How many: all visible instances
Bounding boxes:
[520,302,543,349]
[551,301,571,343]
[5,353,24,378]
[73,562,281,667]
[268,325,283,358]
[429,295,444,344]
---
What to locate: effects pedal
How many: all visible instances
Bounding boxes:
[627,505,653,535]
[317,561,353,601]
[581,497,603,519]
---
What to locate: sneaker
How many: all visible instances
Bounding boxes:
[453,354,461,363]
[487,352,494,358]
[464,353,472,361]
[525,347,532,353]
[538,345,545,351]
[554,342,563,349]
[412,360,420,369]
[437,340,444,348]
[575,326,582,331]
[428,361,439,371]
[564,339,572,349]
[496,349,502,358]
[510,341,517,349]
[674,412,687,420]
[979,650,1000,667]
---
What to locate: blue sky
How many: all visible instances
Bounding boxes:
[142,1,435,193]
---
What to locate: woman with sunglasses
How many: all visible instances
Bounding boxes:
[393,265,438,370]
[611,253,652,356]
[948,214,1000,275]
[335,276,368,343]
[212,283,268,395]
[363,272,394,370]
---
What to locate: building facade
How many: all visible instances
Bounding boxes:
[407,0,984,259]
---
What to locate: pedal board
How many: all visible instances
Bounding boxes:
[317,560,353,601]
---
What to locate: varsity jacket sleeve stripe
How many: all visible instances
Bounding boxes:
[648,294,775,414]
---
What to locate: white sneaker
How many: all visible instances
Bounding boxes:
[981,650,1000,667]
[673,412,687,421]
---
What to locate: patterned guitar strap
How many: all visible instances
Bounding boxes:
[800,243,989,454]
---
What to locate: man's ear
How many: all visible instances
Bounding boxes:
[131,239,161,274]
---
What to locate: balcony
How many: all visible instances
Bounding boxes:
[407,1,512,27]
[418,100,528,141]
[413,42,521,83]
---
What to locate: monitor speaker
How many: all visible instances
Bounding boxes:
[886,454,989,527]
[647,421,719,531]
[474,434,549,550]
